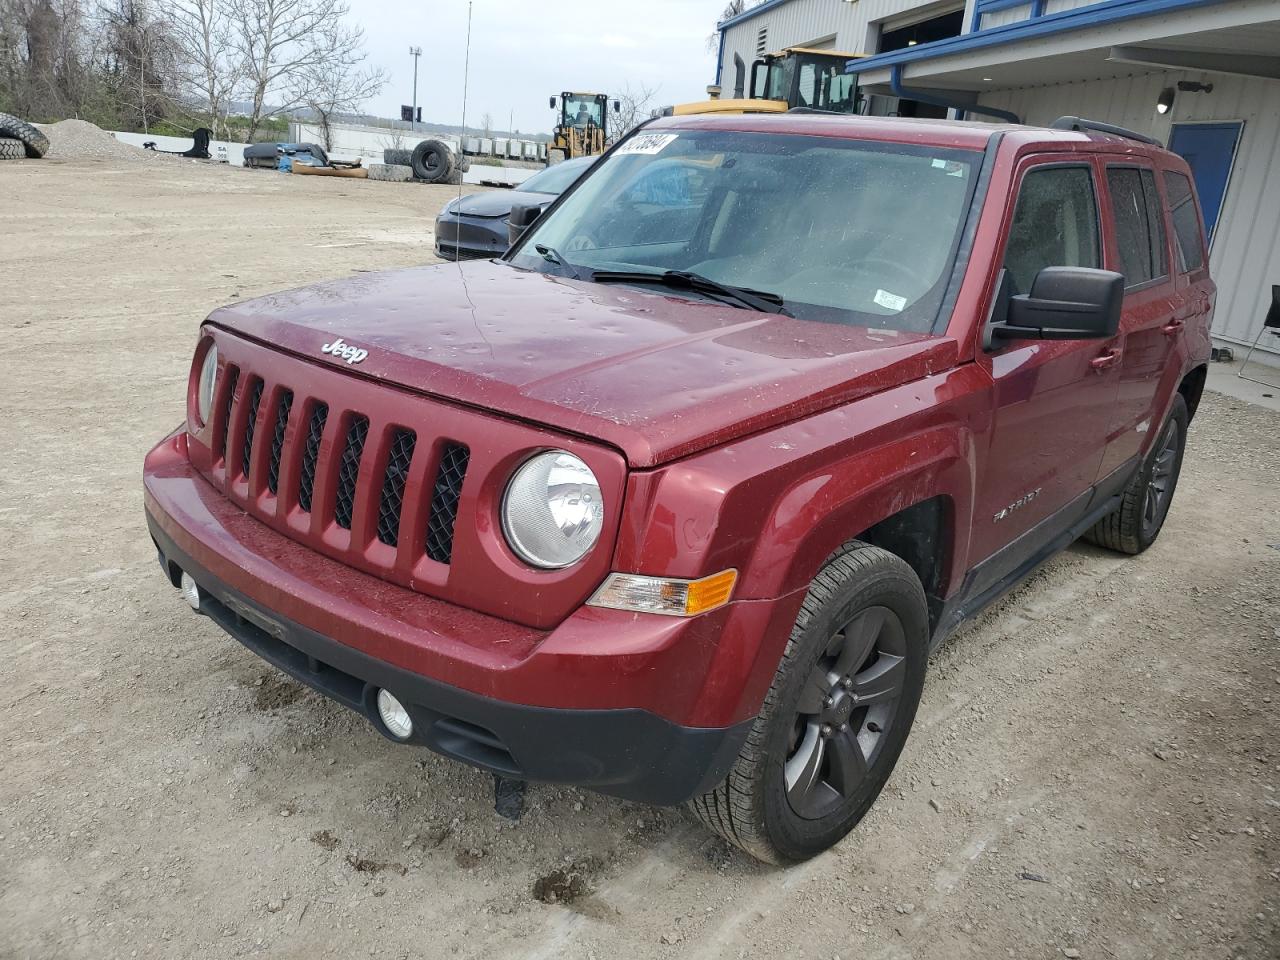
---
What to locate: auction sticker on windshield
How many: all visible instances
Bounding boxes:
[616,133,679,156]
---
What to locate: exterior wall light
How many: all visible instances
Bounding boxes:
[1156,87,1175,114]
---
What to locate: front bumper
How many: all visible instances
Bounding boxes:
[143,434,772,804]
[433,213,508,261]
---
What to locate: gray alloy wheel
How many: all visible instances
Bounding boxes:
[785,605,908,820]
[1084,393,1188,555]
[1141,416,1181,539]
[690,541,928,864]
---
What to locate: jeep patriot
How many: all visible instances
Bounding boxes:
[144,113,1214,863]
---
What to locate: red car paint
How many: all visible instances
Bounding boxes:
[144,114,1213,742]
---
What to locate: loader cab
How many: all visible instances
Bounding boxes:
[549,92,620,163]
[750,48,865,114]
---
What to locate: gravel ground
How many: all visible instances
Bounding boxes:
[0,155,1277,960]
[33,119,187,163]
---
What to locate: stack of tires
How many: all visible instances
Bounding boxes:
[369,139,469,185]
[0,112,50,161]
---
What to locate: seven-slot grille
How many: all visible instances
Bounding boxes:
[219,377,469,565]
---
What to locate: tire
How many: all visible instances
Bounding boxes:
[0,137,24,161]
[1083,393,1188,555]
[383,148,413,167]
[0,112,49,158]
[411,139,454,183]
[690,542,929,864]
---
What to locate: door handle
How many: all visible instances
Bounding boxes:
[1161,318,1184,337]
[1090,349,1122,371]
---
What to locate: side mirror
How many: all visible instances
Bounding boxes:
[612,100,621,113]
[549,96,557,109]
[987,266,1124,346]
[507,202,543,246]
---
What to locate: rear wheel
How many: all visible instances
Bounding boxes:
[690,542,928,864]
[1084,394,1188,554]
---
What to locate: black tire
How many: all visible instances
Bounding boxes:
[690,542,929,864]
[383,148,413,166]
[0,137,24,161]
[411,139,454,183]
[0,112,49,158]
[1084,393,1188,555]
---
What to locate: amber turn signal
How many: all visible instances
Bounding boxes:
[588,569,738,617]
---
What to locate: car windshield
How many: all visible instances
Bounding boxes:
[509,129,983,332]
[518,157,593,196]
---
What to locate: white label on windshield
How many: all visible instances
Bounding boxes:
[616,132,678,156]
[874,289,908,312]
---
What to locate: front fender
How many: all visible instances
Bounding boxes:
[611,364,988,724]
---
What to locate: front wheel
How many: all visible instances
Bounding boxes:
[690,542,929,864]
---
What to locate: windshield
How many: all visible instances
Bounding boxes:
[563,94,604,129]
[518,157,593,195]
[510,129,982,332]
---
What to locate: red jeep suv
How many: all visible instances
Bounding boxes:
[144,113,1213,863]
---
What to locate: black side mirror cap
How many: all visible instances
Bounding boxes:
[986,266,1124,347]
[507,202,544,246]
[549,96,557,109]
[613,100,621,112]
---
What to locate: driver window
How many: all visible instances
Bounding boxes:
[1003,166,1100,294]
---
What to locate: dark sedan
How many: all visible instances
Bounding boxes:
[433,156,594,261]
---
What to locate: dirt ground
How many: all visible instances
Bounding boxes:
[1,153,1277,960]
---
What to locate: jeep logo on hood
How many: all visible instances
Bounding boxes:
[321,337,368,365]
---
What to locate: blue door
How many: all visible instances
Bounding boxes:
[1167,122,1243,243]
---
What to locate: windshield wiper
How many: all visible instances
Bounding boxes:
[590,268,791,316]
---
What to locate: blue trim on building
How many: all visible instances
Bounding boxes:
[717,0,791,33]
[890,63,1022,123]
[716,27,727,87]
[851,0,1223,75]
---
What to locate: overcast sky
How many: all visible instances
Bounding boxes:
[344,0,724,134]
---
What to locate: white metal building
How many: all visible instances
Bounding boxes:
[715,0,1280,356]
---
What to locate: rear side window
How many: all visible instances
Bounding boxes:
[1106,167,1168,287]
[1163,171,1205,273]
[1003,166,1101,294]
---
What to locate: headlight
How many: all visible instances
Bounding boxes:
[196,342,218,426]
[502,451,603,569]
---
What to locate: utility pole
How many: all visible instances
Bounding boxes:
[409,46,422,128]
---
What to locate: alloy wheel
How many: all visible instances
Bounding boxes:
[784,605,908,820]
[1142,418,1181,537]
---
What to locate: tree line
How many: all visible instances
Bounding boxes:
[0,0,385,144]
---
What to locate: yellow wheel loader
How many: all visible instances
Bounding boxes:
[548,92,620,163]
[670,47,867,117]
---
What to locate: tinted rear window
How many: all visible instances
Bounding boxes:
[1163,171,1205,272]
[1106,167,1168,287]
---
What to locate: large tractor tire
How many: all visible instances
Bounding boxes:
[383,148,413,167]
[0,112,49,158]
[410,139,454,183]
[0,137,25,161]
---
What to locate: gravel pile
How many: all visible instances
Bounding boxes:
[35,118,176,163]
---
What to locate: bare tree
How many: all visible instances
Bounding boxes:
[100,0,181,134]
[479,110,491,138]
[229,0,370,141]
[294,35,383,151]
[608,81,658,143]
[166,0,241,139]
[706,0,756,52]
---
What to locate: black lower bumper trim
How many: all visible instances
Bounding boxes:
[148,511,750,806]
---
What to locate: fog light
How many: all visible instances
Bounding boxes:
[180,572,201,611]
[376,689,413,740]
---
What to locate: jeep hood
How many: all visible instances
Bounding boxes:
[208,260,959,468]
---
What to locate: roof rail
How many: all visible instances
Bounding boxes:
[1050,116,1162,147]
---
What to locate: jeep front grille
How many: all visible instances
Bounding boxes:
[376,429,416,547]
[267,390,293,495]
[215,378,469,567]
[426,443,469,563]
[297,403,327,513]
[241,379,263,480]
[334,415,369,531]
